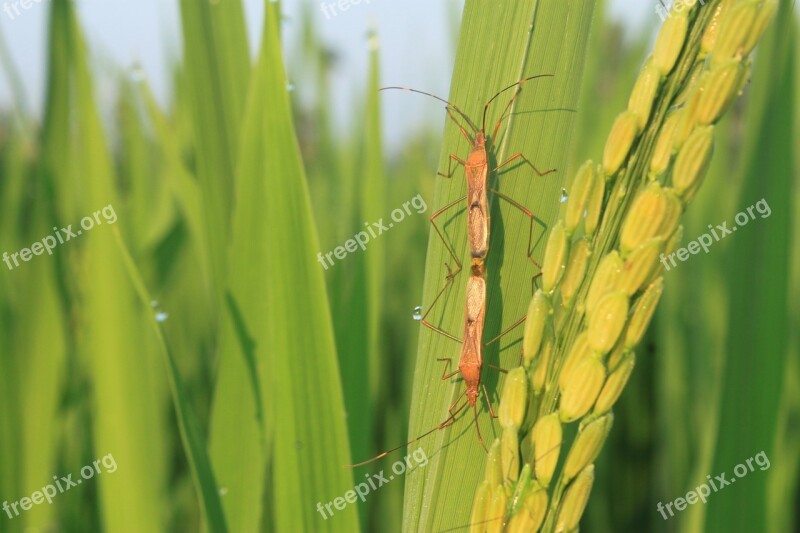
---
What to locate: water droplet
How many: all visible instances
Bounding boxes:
[412,306,423,321]
[219,487,228,496]
[151,300,169,322]
[286,83,295,92]
[560,188,569,203]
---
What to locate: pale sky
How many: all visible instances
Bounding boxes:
[0,0,652,144]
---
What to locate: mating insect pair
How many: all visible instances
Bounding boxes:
[349,75,556,468]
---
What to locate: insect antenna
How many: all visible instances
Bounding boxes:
[481,74,554,134]
[345,390,469,468]
[380,86,480,133]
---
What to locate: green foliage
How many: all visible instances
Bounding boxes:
[402,1,595,530]
[0,1,795,532]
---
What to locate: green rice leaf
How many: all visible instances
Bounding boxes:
[403,1,595,529]
[113,228,228,533]
[706,2,796,531]
[208,5,358,531]
[65,1,169,530]
[178,0,250,296]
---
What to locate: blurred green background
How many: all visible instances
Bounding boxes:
[0,0,796,532]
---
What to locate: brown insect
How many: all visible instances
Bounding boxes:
[347,77,556,467]
[347,264,490,467]
[386,76,556,341]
